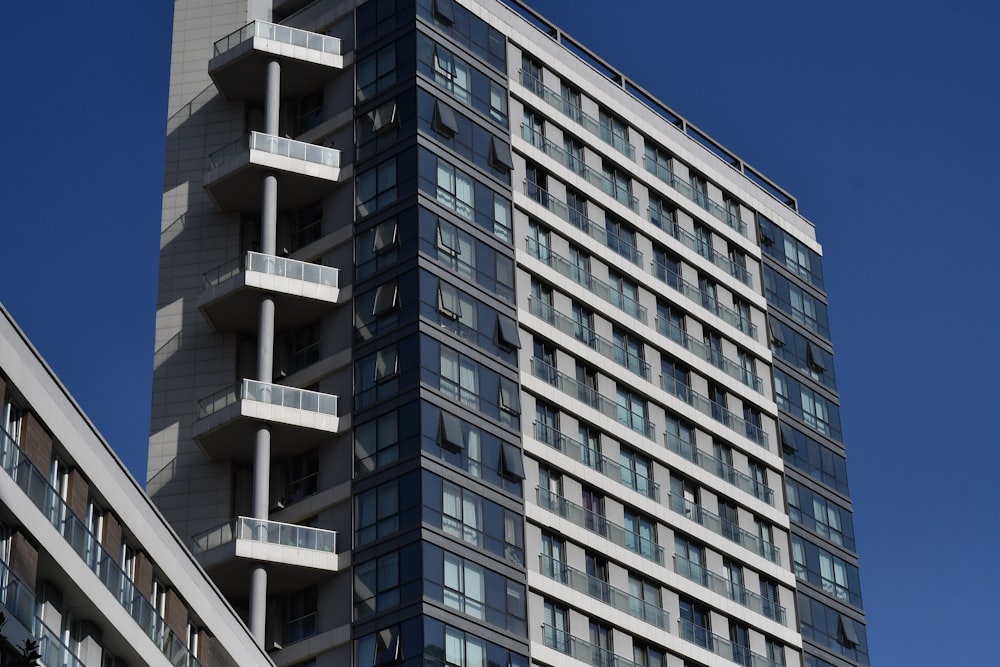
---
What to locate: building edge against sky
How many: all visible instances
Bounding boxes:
[0,303,272,667]
[149,2,870,667]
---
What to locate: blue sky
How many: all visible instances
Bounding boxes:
[1,0,997,664]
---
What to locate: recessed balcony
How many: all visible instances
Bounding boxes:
[198,252,341,334]
[190,517,344,597]
[193,380,340,461]
[209,20,344,101]
[204,132,342,213]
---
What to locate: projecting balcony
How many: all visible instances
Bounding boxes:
[204,132,342,213]
[193,380,340,461]
[198,252,341,334]
[189,517,343,597]
[209,20,344,101]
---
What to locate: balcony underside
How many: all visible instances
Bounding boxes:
[204,149,341,213]
[199,276,341,335]
[192,402,340,462]
[209,39,343,102]
[197,541,347,598]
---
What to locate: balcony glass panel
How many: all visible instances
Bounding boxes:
[213,20,342,57]
[190,516,337,555]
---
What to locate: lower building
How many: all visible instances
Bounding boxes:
[0,303,272,667]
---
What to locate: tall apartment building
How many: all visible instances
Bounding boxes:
[0,304,271,667]
[150,1,870,667]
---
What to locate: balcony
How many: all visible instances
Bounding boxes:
[659,375,768,448]
[674,555,786,624]
[528,297,650,381]
[533,422,659,502]
[529,358,656,440]
[0,430,201,667]
[665,433,774,506]
[190,517,342,597]
[653,260,757,340]
[198,252,341,334]
[542,623,642,667]
[209,20,343,101]
[204,132,342,212]
[519,69,636,160]
[539,555,668,630]
[522,182,642,266]
[655,316,763,394]
[526,239,647,323]
[536,487,663,565]
[668,494,780,564]
[678,618,781,667]
[193,380,340,460]
[649,210,753,286]
[643,157,748,237]
[521,126,640,214]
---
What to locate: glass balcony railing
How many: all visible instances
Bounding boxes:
[654,317,763,394]
[649,209,753,286]
[197,379,338,420]
[542,623,641,667]
[208,132,340,171]
[521,125,640,214]
[664,433,774,505]
[522,181,642,266]
[35,617,84,667]
[528,297,650,381]
[529,359,656,440]
[673,555,786,624]
[668,494,780,564]
[203,252,339,291]
[653,260,758,340]
[659,376,767,448]
[533,422,659,502]
[527,238,647,323]
[0,557,36,631]
[537,488,663,564]
[0,428,202,667]
[678,618,781,667]
[643,157,748,237]
[520,70,636,161]
[540,555,668,630]
[213,20,342,58]
[190,516,337,556]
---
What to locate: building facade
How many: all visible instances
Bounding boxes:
[150,2,870,667]
[0,304,271,667]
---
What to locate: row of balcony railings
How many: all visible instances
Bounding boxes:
[536,487,664,565]
[538,555,668,630]
[197,379,338,421]
[519,127,753,289]
[528,297,650,381]
[521,126,640,213]
[659,374,767,448]
[678,617,782,667]
[213,19,342,58]
[673,554,786,624]
[518,69,749,238]
[523,226,756,345]
[526,238,647,323]
[667,493,780,564]
[655,317,763,394]
[533,422,659,502]
[530,423,779,565]
[202,252,339,291]
[529,358,656,440]
[0,429,202,667]
[207,132,340,172]
[190,516,337,556]
[665,432,774,506]
[531,416,771,513]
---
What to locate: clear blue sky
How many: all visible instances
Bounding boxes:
[1,0,997,664]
